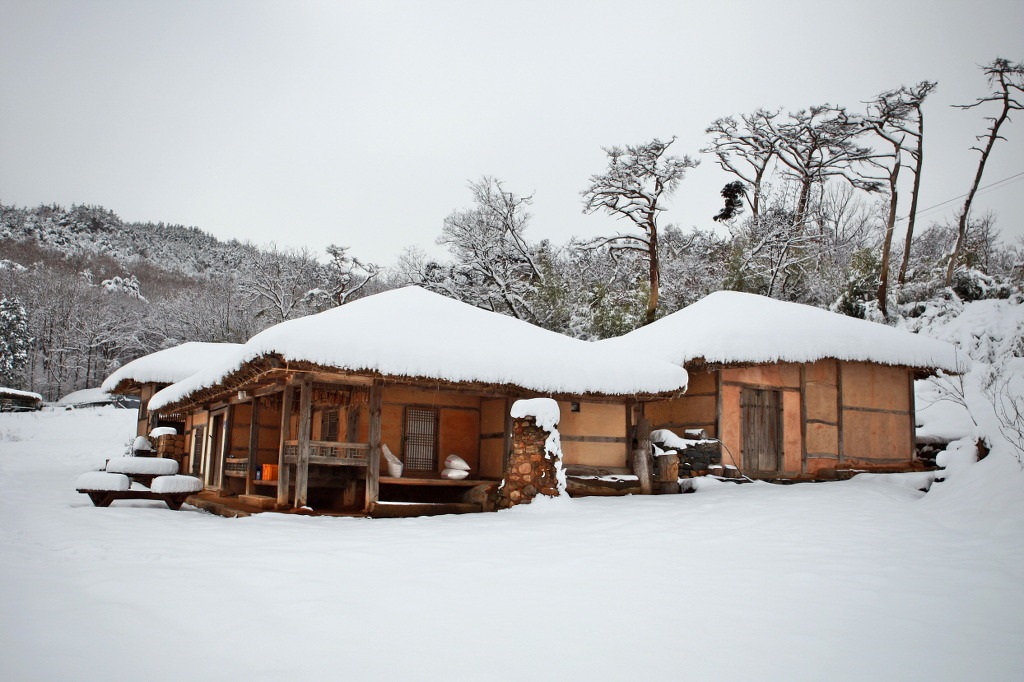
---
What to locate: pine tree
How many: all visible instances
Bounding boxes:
[0,297,31,386]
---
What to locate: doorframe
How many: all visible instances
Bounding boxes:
[206,407,230,490]
[740,387,783,474]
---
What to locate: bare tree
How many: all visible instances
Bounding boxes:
[946,58,1024,286]
[703,109,780,222]
[582,138,699,325]
[863,82,936,316]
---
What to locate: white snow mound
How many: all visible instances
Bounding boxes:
[105,457,178,476]
[150,475,202,494]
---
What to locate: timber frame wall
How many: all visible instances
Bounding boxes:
[644,359,917,478]
[174,367,638,513]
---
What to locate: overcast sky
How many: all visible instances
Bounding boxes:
[2,0,1022,265]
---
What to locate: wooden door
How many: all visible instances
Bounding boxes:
[741,388,782,472]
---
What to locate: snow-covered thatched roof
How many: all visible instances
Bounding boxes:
[0,387,43,402]
[602,291,962,372]
[57,387,114,406]
[101,342,245,393]
[149,286,689,411]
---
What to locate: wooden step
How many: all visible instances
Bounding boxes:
[369,501,483,518]
[238,494,277,510]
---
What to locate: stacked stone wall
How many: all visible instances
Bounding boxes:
[496,417,562,509]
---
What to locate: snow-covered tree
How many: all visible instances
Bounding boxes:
[946,58,1024,286]
[703,108,781,223]
[771,105,880,230]
[0,297,31,386]
[861,81,937,316]
[426,177,543,321]
[582,138,699,326]
[239,245,322,323]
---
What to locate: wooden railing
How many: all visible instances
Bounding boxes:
[283,440,370,467]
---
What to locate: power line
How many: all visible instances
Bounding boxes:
[912,170,1024,219]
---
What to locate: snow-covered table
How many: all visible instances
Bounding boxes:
[76,459,202,510]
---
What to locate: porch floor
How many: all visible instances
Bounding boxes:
[185,485,495,519]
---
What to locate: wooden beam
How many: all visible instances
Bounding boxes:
[908,370,917,461]
[294,377,313,508]
[276,386,293,508]
[800,364,808,476]
[364,380,383,512]
[837,363,845,464]
[245,399,259,496]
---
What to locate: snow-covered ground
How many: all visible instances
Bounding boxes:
[2,408,1023,681]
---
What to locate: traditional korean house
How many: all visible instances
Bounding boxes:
[101,342,244,437]
[603,291,962,479]
[145,287,688,515]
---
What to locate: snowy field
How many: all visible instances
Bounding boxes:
[2,408,1023,681]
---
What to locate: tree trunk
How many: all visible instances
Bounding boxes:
[643,224,660,326]
[877,158,900,317]
[898,107,925,287]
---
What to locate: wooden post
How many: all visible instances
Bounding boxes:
[245,399,260,496]
[364,381,382,512]
[216,404,232,493]
[294,377,313,508]
[632,416,654,495]
[276,385,293,508]
[345,397,362,505]
[657,453,680,494]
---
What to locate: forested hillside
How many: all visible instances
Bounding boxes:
[2,60,1023,401]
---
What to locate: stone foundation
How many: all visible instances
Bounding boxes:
[496,416,563,509]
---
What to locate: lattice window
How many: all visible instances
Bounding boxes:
[403,407,437,471]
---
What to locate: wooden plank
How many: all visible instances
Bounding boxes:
[908,370,917,461]
[246,399,259,496]
[284,439,369,451]
[294,377,313,508]
[842,406,913,416]
[837,362,845,464]
[284,454,368,467]
[560,435,628,444]
[364,381,382,511]
[276,386,293,508]
[379,476,486,487]
[502,397,513,478]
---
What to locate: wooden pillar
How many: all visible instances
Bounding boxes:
[364,381,382,512]
[294,377,313,508]
[216,404,232,492]
[344,396,362,505]
[245,398,260,496]
[276,385,293,508]
[632,416,654,495]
